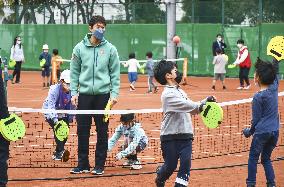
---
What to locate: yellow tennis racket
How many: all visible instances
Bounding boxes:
[104,100,112,122]
[201,102,223,129]
[0,113,26,141]
[228,64,236,69]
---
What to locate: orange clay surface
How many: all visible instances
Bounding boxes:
[5,71,284,187]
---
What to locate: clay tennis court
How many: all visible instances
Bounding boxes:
[5,72,284,187]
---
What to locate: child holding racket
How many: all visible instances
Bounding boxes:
[108,113,148,170]
[242,58,279,187]
[122,52,143,91]
[39,44,52,87]
[153,60,216,187]
[42,69,75,162]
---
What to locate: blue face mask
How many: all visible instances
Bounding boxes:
[92,28,105,40]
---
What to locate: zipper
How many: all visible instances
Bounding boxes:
[93,47,96,94]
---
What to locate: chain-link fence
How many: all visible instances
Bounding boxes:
[0,0,283,25]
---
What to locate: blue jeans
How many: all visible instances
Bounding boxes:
[157,139,192,187]
[247,131,279,186]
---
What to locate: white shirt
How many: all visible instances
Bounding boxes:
[10,44,24,61]
[213,54,228,74]
[123,58,142,72]
[234,46,248,65]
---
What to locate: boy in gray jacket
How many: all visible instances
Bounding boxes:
[154,60,215,187]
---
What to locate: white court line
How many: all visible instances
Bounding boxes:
[14,145,24,148]
[30,145,40,147]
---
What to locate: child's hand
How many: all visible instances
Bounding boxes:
[242,128,252,138]
[206,96,216,102]
[115,153,123,160]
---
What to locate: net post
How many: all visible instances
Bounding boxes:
[182,57,188,85]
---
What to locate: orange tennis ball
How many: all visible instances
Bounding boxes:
[173,36,181,44]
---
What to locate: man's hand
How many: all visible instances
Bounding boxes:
[109,97,118,109]
[71,95,79,107]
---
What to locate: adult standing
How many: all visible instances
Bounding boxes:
[10,36,25,84]
[233,39,252,90]
[70,15,120,175]
[212,33,227,56]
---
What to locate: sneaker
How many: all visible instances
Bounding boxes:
[244,84,251,90]
[70,167,90,174]
[91,167,104,175]
[130,84,135,90]
[122,159,135,168]
[237,86,244,90]
[223,86,226,90]
[212,85,215,90]
[130,160,142,170]
[43,83,46,87]
[154,87,159,93]
[51,150,70,162]
[47,83,50,87]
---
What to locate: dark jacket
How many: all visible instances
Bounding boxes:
[212,41,227,56]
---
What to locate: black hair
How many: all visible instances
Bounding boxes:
[13,36,22,49]
[120,113,135,122]
[237,39,245,44]
[215,48,222,54]
[255,57,276,85]
[129,52,135,59]
[52,49,59,55]
[216,33,222,37]
[89,15,106,27]
[154,60,176,85]
[146,51,153,58]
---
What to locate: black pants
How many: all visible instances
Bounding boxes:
[12,61,22,83]
[157,139,193,187]
[46,117,69,153]
[0,75,10,187]
[76,93,110,169]
[239,67,250,87]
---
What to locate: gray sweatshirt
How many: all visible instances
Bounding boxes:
[160,85,201,141]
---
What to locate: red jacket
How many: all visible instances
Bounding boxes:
[238,47,251,68]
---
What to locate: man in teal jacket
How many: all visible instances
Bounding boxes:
[70,15,120,175]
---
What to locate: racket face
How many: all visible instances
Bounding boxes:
[40,59,46,67]
[223,54,229,62]
[9,60,16,68]
[267,36,284,61]
[201,102,223,129]
[228,64,236,69]
[0,113,26,141]
[55,121,69,141]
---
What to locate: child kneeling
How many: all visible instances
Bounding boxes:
[108,113,148,170]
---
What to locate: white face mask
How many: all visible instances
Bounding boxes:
[16,40,21,45]
[217,37,222,42]
[237,44,242,48]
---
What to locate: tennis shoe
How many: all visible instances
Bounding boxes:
[122,159,135,168]
[91,167,104,175]
[244,84,251,90]
[130,84,135,90]
[70,167,90,174]
[130,160,142,170]
[237,86,244,90]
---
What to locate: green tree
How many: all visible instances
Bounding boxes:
[181,0,284,24]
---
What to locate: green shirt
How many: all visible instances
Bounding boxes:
[70,35,120,98]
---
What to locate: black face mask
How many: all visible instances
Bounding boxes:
[175,71,183,84]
